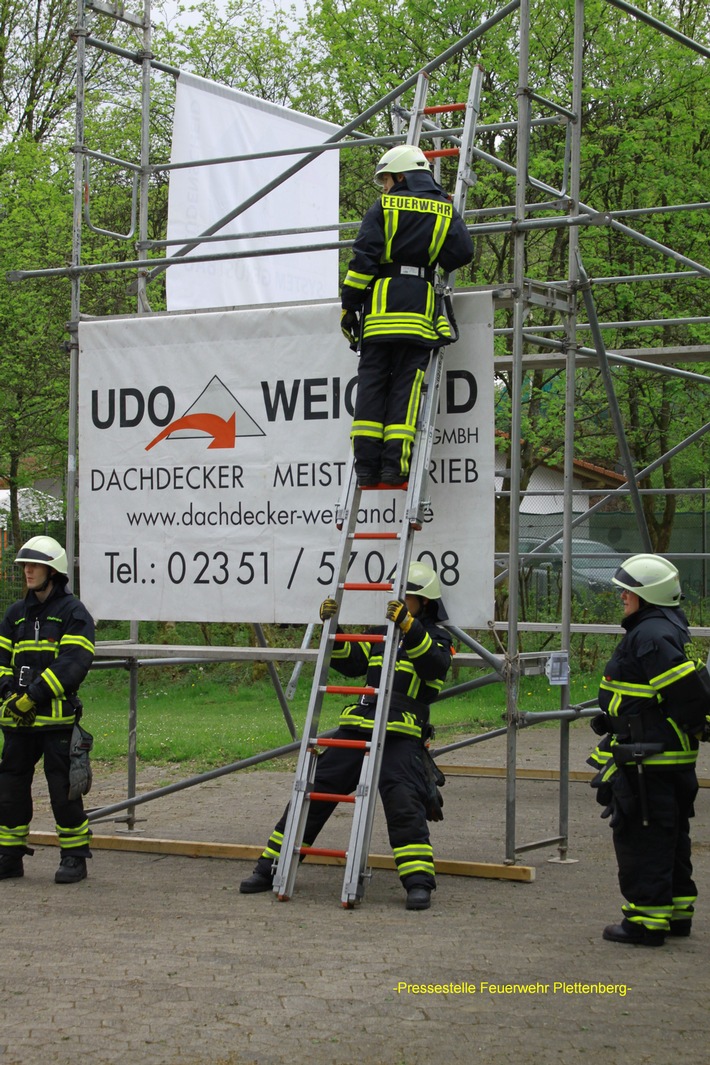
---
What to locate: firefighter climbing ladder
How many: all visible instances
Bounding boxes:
[272,66,483,907]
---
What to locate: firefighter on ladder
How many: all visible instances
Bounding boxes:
[240,562,453,910]
[340,144,473,488]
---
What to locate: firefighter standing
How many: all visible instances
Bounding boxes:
[588,554,708,945]
[0,536,96,884]
[240,562,452,910]
[341,144,473,488]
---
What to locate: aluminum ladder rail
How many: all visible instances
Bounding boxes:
[272,69,481,907]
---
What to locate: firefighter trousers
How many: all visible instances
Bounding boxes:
[351,340,431,482]
[611,765,698,931]
[0,729,91,854]
[258,729,436,890]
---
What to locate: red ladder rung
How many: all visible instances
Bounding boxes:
[342,582,392,591]
[309,791,356,804]
[323,684,377,696]
[424,147,460,159]
[333,633,385,643]
[313,737,370,750]
[353,531,400,540]
[300,846,347,858]
[423,102,467,114]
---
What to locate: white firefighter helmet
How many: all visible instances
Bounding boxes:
[611,553,682,607]
[374,144,431,187]
[406,561,448,620]
[15,535,69,575]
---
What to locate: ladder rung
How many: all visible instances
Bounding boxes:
[309,791,356,804]
[323,684,376,696]
[423,102,466,114]
[424,147,460,159]
[315,737,370,749]
[333,633,385,643]
[300,846,347,858]
[342,582,392,591]
[353,531,400,540]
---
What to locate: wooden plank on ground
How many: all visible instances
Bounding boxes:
[438,765,710,788]
[27,832,535,882]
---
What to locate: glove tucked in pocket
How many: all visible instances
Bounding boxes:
[421,744,446,822]
[68,723,94,801]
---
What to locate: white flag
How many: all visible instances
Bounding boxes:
[167,72,340,311]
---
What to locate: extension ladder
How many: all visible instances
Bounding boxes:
[271,68,483,907]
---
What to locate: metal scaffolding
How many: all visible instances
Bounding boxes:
[9,0,710,866]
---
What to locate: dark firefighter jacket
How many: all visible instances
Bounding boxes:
[588,604,706,779]
[341,170,473,347]
[0,583,96,730]
[330,613,453,740]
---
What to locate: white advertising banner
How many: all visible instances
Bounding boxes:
[78,294,494,625]
[166,72,339,311]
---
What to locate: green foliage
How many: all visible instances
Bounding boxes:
[1,0,708,563]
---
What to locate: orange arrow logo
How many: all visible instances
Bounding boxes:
[145,412,236,451]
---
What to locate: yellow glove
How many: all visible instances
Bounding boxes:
[2,692,37,727]
[319,598,338,622]
[386,600,414,634]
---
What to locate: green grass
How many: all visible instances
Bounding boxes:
[80,661,600,770]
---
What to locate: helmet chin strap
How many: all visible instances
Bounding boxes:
[36,569,56,594]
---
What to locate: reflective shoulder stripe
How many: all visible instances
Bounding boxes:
[428,212,452,263]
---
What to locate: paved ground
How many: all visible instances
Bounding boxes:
[3,725,709,1065]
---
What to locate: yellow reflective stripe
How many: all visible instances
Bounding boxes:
[599,678,656,698]
[261,830,284,860]
[14,640,60,655]
[0,635,12,653]
[383,424,416,442]
[363,313,442,340]
[351,420,384,441]
[0,823,31,846]
[407,631,433,659]
[60,634,95,654]
[393,842,435,878]
[42,668,64,698]
[383,205,398,259]
[337,709,422,737]
[649,660,696,691]
[428,212,452,262]
[371,277,391,316]
[344,270,374,290]
[638,750,697,766]
[407,366,424,430]
[622,904,671,931]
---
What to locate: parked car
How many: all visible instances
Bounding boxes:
[517,536,625,601]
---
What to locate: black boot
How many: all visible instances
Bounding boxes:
[55,855,88,884]
[239,857,274,894]
[0,853,24,880]
[602,918,665,947]
[405,886,431,911]
[239,870,274,894]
